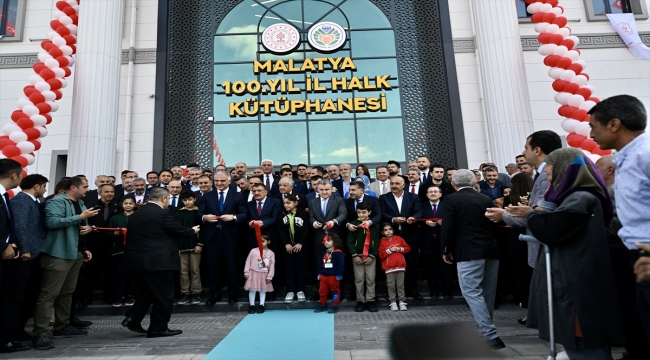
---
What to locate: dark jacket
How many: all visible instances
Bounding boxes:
[308,195,348,244]
[10,192,46,257]
[346,219,379,259]
[0,190,9,253]
[318,249,344,277]
[108,212,130,256]
[272,193,308,211]
[246,197,282,249]
[345,195,381,226]
[477,180,505,200]
[418,200,444,248]
[175,206,202,252]
[124,203,195,272]
[440,188,498,261]
[197,189,247,243]
[526,191,623,350]
[379,192,422,244]
[277,209,310,246]
[423,178,456,199]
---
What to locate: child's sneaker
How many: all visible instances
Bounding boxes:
[390,302,399,311]
[112,296,125,307]
[327,306,339,314]
[314,304,327,313]
[297,291,306,302]
[124,297,135,306]
[399,301,408,311]
[176,295,191,305]
[284,292,295,303]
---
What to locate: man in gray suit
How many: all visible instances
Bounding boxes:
[485,130,562,268]
[309,180,347,298]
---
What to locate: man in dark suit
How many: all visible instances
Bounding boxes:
[279,168,307,195]
[84,175,112,208]
[146,171,159,190]
[273,178,308,210]
[306,176,341,203]
[260,159,280,196]
[122,187,198,338]
[198,173,247,305]
[194,175,213,205]
[345,181,381,228]
[441,169,504,349]
[379,175,423,299]
[426,163,456,199]
[132,177,149,207]
[167,180,183,213]
[331,163,353,198]
[158,169,173,189]
[405,168,428,202]
[416,156,431,184]
[419,185,453,298]
[0,159,29,353]
[114,170,130,194]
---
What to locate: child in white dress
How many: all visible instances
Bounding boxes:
[244,234,276,314]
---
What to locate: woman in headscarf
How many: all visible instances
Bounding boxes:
[526,148,623,360]
[355,175,378,198]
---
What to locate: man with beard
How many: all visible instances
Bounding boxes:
[416,156,431,183]
[477,167,505,205]
[158,169,173,189]
[85,175,112,208]
[427,164,456,199]
[183,167,202,192]
[387,160,408,184]
[132,178,148,207]
[235,162,248,178]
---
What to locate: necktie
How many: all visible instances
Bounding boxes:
[219,191,225,212]
[322,198,327,216]
[3,193,14,242]
[534,171,539,182]
[432,203,437,217]
[257,201,262,216]
[266,175,271,190]
[288,213,295,238]
[103,204,109,221]
[422,173,426,183]
[411,184,415,194]
[171,196,177,208]
[282,194,286,199]
[381,182,387,195]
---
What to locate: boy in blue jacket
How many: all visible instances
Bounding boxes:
[314,233,345,314]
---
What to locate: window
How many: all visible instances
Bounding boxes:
[212,0,405,166]
[584,0,648,21]
[516,0,532,18]
[0,0,26,42]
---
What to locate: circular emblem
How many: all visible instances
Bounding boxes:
[617,22,633,35]
[308,22,346,52]
[262,24,300,54]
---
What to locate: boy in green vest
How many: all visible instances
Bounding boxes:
[175,190,203,305]
[347,202,379,312]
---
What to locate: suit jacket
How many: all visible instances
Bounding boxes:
[272,193,308,211]
[332,178,352,198]
[197,189,247,243]
[292,182,307,195]
[246,197,282,248]
[194,190,211,206]
[261,174,280,196]
[440,188,499,262]
[305,190,340,204]
[423,179,456,199]
[124,203,195,271]
[87,199,119,245]
[498,173,512,188]
[308,196,347,243]
[368,180,390,196]
[418,200,444,248]
[406,182,429,202]
[379,192,422,243]
[0,192,11,253]
[11,192,46,256]
[345,195,381,226]
[84,190,101,208]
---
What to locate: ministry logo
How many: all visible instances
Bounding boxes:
[262,24,301,54]
[308,22,346,52]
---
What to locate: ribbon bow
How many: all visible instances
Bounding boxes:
[357,222,371,258]
[321,222,333,244]
[93,227,128,246]
[252,221,266,268]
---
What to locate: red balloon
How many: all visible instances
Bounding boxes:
[592,147,611,156]
[580,73,590,80]
[571,109,588,120]
[558,105,568,117]
[580,138,598,152]
[40,68,56,81]
[557,5,564,13]
[36,103,52,114]
[56,56,69,67]
[545,55,561,67]
[70,15,78,25]
[29,140,42,151]
[546,0,559,6]
[62,67,71,77]
[576,88,592,99]
[583,114,591,122]
[43,43,55,52]
[589,97,600,103]
[52,90,62,101]
[70,45,76,54]
[542,13,557,23]
[566,133,587,148]
[564,106,578,118]
[531,13,544,23]
[23,86,38,97]
[50,20,63,31]
[538,33,552,45]
[48,47,63,58]
[564,83,580,94]
[63,7,76,16]
[525,0,536,4]
[47,79,62,90]
[2,146,21,158]
[0,139,15,149]
[40,40,53,50]
[560,39,575,49]
[56,26,71,36]
[33,62,46,74]
[557,57,573,69]
[11,110,27,121]
[568,63,583,74]
[11,156,28,168]
[16,118,35,129]
[552,79,568,92]
[24,128,41,140]
[63,35,76,45]
[553,16,568,28]
[55,1,69,11]
[43,113,53,123]
[550,34,564,45]
[29,93,46,104]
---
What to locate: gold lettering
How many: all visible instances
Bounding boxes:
[275,97,290,115]
[266,79,281,94]
[376,75,391,89]
[305,99,320,113]
[354,97,367,112]
[347,77,363,91]
[321,99,337,113]
[288,59,301,72]
[313,78,327,92]
[253,60,272,74]
[288,79,301,93]
[380,93,387,111]
[362,76,376,90]
[301,58,316,72]
[290,100,305,114]
[328,58,342,71]
[367,97,380,111]
[260,101,273,115]
[337,98,354,113]
[306,75,312,92]
[340,57,356,71]
[229,102,244,117]
[272,60,288,73]
[331,77,347,91]
[314,58,328,71]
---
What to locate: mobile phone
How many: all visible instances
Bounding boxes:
[91,205,102,211]
[640,249,650,258]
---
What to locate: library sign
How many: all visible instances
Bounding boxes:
[221,22,392,118]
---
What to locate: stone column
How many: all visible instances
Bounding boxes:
[470,0,535,168]
[67,0,125,181]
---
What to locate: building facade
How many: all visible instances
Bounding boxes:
[0,0,648,183]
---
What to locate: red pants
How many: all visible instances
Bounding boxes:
[319,275,340,306]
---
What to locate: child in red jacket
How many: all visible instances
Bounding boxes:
[378,223,411,311]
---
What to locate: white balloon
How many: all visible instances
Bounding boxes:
[23,153,35,165]
[45,58,59,69]
[9,131,27,143]
[52,36,66,47]
[557,28,571,38]
[575,122,591,137]
[587,154,601,163]
[36,127,48,137]
[59,15,73,26]
[2,123,22,135]
[561,119,580,133]
[575,59,586,69]
[535,22,550,33]
[30,115,47,126]
[37,51,52,62]
[65,55,74,65]
[543,44,558,55]
[582,150,592,156]
[52,68,65,78]
[560,69,577,81]
[16,98,33,109]
[583,84,594,92]
[546,24,560,34]
[47,101,59,113]
[528,3,542,14]
[28,75,45,85]
[66,24,78,35]
[16,141,35,154]
[53,10,65,19]
[42,91,56,102]
[72,5,79,12]
[47,31,59,40]
[568,94,585,107]
[540,3,553,12]
[22,105,39,117]
[550,7,563,16]
[555,92,572,105]
[60,45,73,56]
[566,50,580,61]
[568,36,580,46]
[59,78,68,88]
[67,0,79,6]
[553,45,568,56]
[549,67,565,79]
[570,75,588,86]
[579,100,597,111]
[35,81,51,92]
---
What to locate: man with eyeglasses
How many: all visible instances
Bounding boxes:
[419,185,453,298]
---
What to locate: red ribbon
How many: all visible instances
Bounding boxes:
[93,227,128,246]
[322,222,332,244]
[414,218,442,222]
[357,223,372,258]
[252,221,266,268]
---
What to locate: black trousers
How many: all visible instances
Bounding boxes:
[16,256,43,333]
[421,237,453,294]
[283,246,306,293]
[114,255,137,298]
[0,259,31,344]
[205,230,238,298]
[402,238,420,294]
[507,228,532,308]
[125,270,174,333]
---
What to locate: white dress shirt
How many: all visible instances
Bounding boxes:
[408,181,421,195]
[378,180,389,195]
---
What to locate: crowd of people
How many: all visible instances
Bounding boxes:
[0,94,648,359]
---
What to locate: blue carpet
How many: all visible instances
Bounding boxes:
[204,309,334,360]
